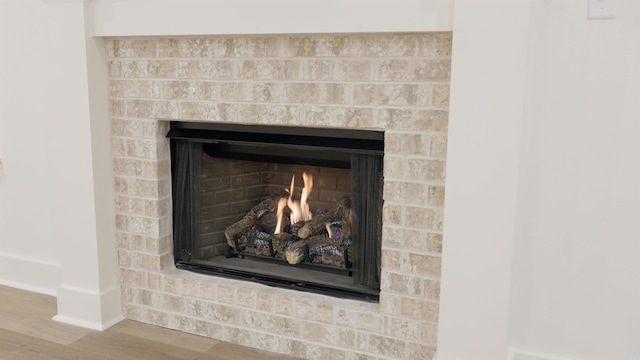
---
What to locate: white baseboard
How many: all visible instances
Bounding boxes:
[0,253,60,295]
[510,349,572,360]
[54,284,123,331]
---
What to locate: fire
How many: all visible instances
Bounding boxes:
[278,172,313,231]
[274,197,288,234]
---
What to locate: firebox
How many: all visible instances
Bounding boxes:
[168,121,383,300]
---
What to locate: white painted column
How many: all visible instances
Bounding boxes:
[42,0,121,330]
[436,0,532,359]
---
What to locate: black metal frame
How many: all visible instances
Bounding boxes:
[168,122,383,301]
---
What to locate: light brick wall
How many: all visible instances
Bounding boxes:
[108,33,450,360]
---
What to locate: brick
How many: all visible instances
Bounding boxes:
[146,235,171,254]
[175,38,217,57]
[294,299,314,319]
[121,60,176,78]
[110,100,124,116]
[200,282,217,300]
[157,39,178,57]
[382,203,402,225]
[255,292,273,312]
[284,83,348,104]
[421,321,439,345]
[430,134,448,158]
[274,294,294,315]
[383,156,404,180]
[119,268,146,287]
[385,132,429,155]
[378,108,449,132]
[216,304,244,325]
[180,101,237,121]
[303,59,332,80]
[304,105,372,128]
[384,181,430,205]
[125,100,180,119]
[111,79,161,98]
[237,60,301,80]
[432,83,450,107]
[182,277,200,297]
[162,80,215,100]
[115,214,128,232]
[108,60,121,78]
[113,158,143,176]
[368,334,407,359]
[418,301,440,322]
[331,59,371,81]
[354,84,430,106]
[108,39,157,58]
[381,249,401,271]
[147,273,162,291]
[235,288,256,308]
[217,285,235,304]
[163,277,181,295]
[115,195,144,215]
[406,206,444,231]
[117,250,131,267]
[381,271,425,297]
[383,316,422,341]
[407,343,438,360]
[433,33,453,57]
[356,312,380,333]
[310,36,350,57]
[220,37,279,58]
[315,303,335,324]
[177,60,233,79]
[378,59,451,82]
[302,322,338,343]
[429,185,446,206]
[404,253,442,277]
[407,159,446,181]
[237,104,300,124]
[219,82,283,102]
[111,118,138,137]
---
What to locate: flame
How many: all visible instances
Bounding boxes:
[325,222,333,239]
[278,172,314,229]
[274,197,288,234]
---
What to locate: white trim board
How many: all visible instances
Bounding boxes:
[0,253,60,296]
[88,0,453,37]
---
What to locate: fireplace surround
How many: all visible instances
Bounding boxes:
[110,33,449,359]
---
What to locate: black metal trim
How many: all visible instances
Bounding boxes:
[175,261,379,302]
[166,121,384,155]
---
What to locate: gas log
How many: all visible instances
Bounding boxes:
[224,184,353,267]
[224,197,282,249]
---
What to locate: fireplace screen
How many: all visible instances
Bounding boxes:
[168,122,383,300]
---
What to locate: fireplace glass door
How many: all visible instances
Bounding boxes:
[168,122,383,300]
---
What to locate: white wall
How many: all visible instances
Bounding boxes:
[436,0,531,359]
[508,1,640,359]
[0,0,121,330]
[0,0,60,294]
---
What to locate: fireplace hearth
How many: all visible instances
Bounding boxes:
[168,121,384,300]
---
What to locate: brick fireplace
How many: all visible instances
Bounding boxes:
[109,33,450,359]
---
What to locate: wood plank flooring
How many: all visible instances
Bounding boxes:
[0,285,300,360]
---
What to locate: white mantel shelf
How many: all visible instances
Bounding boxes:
[88,0,453,37]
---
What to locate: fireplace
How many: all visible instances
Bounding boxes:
[168,121,383,300]
[109,32,450,359]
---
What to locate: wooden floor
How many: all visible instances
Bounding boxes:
[0,285,300,360]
